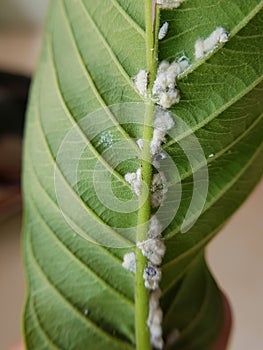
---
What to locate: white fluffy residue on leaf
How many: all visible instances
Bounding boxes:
[157,0,185,9]
[134,69,148,97]
[148,215,162,239]
[152,60,189,108]
[137,239,166,265]
[143,263,162,290]
[158,22,169,40]
[158,90,180,109]
[151,173,167,208]
[150,129,166,157]
[152,151,167,169]
[122,252,136,273]
[124,168,141,196]
[150,108,175,155]
[98,131,114,148]
[151,173,166,191]
[151,187,168,208]
[147,289,164,349]
[195,26,229,59]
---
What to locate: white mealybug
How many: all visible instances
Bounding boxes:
[83,309,89,316]
[158,22,169,40]
[154,110,175,133]
[148,289,161,317]
[157,0,185,9]
[136,139,144,150]
[147,289,164,350]
[195,27,229,59]
[150,129,166,156]
[152,60,189,109]
[137,239,166,265]
[134,70,148,97]
[124,168,141,196]
[143,263,162,290]
[158,90,180,109]
[148,215,162,239]
[122,252,136,274]
[148,308,163,348]
[151,108,175,155]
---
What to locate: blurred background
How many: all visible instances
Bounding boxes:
[0,1,262,349]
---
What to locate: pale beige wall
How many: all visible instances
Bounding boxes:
[0,0,49,28]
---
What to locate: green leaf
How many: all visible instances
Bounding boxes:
[23,1,263,349]
[163,254,224,350]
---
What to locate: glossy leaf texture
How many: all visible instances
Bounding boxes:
[23,0,263,349]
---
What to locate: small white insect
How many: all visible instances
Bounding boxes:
[134,70,148,97]
[147,289,164,350]
[150,131,164,156]
[151,108,175,155]
[122,252,136,273]
[158,22,169,40]
[148,215,162,239]
[177,57,190,76]
[151,334,164,350]
[209,153,215,158]
[137,239,166,265]
[150,314,164,349]
[83,309,89,316]
[148,289,161,327]
[143,263,162,290]
[136,139,144,150]
[157,0,185,9]
[195,27,229,59]
[124,168,141,196]
[149,288,161,308]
